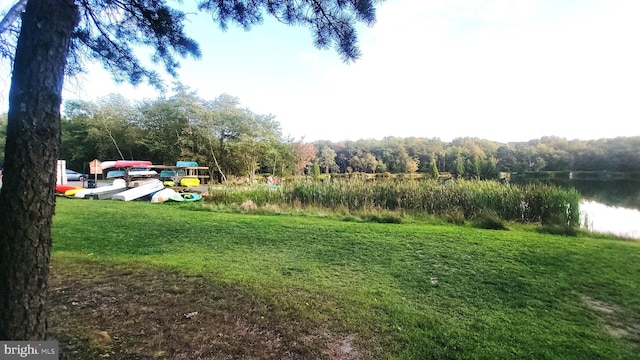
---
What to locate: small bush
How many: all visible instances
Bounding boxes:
[537,224,579,237]
[473,210,508,230]
[240,200,258,212]
[442,208,466,225]
[261,203,281,214]
[362,214,403,224]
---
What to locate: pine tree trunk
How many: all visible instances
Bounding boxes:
[0,0,78,340]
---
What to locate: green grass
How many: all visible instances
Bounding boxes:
[52,198,640,359]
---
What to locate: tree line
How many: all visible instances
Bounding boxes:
[314,135,640,179]
[2,94,639,181]
[53,86,316,183]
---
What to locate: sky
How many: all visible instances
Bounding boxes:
[2,0,640,143]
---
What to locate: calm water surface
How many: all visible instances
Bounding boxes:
[516,178,640,239]
[580,200,640,239]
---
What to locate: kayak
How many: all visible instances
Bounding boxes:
[73,179,127,199]
[64,188,82,196]
[176,161,198,167]
[102,160,152,170]
[114,160,152,168]
[106,169,157,178]
[180,177,200,187]
[56,184,82,194]
[179,192,203,202]
[150,188,179,203]
[151,189,203,203]
[159,170,176,178]
[112,179,164,201]
[101,161,116,170]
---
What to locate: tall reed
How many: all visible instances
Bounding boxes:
[207,178,580,226]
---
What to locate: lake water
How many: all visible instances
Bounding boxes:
[515,178,640,239]
[580,200,640,239]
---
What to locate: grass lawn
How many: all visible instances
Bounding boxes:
[50,198,640,359]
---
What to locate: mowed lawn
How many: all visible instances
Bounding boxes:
[51,198,640,359]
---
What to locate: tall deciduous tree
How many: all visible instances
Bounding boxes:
[231,114,281,183]
[317,144,338,174]
[139,84,208,164]
[203,93,261,180]
[0,0,379,340]
[64,95,146,162]
[295,140,317,175]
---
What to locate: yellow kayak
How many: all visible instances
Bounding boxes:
[64,188,81,196]
[180,177,200,187]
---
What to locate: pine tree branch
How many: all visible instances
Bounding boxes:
[0,0,27,36]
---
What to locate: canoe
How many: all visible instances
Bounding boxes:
[180,177,200,187]
[112,179,164,201]
[129,178,161,187]
[84,187,128,200]
[101,160,152,170]
[106,169,157,178]
[101,161,117,170]
[115,160,152,168]
[176,161,198,167]
[56,184,82,194]
[159,170,176,178]
[106,170,125,178]
[74,179,127,199]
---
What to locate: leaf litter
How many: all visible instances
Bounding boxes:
[47,260,364,359]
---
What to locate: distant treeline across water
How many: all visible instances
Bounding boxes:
[310,136,640,180]
[513,171,640,181]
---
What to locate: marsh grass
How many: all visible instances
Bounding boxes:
[208,179,581,227]
[51,199,640,359]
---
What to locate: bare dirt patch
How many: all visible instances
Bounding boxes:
[580,295,640,342]
[47,260,365,359]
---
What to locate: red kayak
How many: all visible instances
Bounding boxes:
[101,160,152,169]
[115,160,152,168]
[56,184,82,194]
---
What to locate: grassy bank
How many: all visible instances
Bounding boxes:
[51,198,640,359]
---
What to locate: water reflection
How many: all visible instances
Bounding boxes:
[580,200,640,239]
[514,178,640,210]
[512,178,640,238]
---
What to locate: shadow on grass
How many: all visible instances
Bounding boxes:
[47,259,368,360]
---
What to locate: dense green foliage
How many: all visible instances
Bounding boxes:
[52,199,640,359]
[49,92,640,180]
[4,92,640,180]
[325,136,640,177]
[59,89,299,182]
